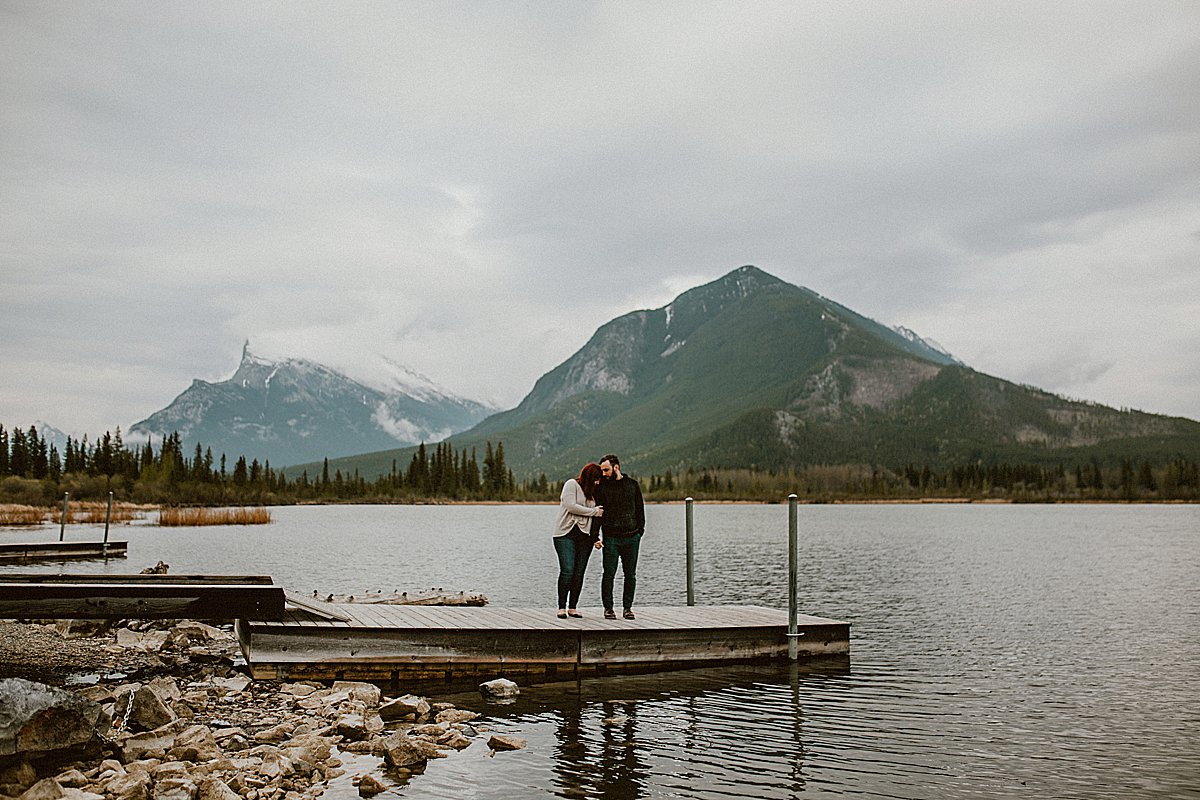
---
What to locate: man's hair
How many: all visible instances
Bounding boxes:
[600,454,620,467]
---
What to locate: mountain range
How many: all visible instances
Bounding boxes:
[294,265,1200,480]
[128,344,494,466]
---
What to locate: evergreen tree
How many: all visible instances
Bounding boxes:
[192,444,207,482]
[29,426,48,479]
[0,424,8,476]
[482,442,496,497]
[1136,461,1157,492]
[494,442,509,494]
[48,445,62,481]
[233,456,248,486]
[408,443,430,493]
[10,428,28,477]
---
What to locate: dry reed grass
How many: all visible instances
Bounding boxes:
[159,506,272,526]
[47,502,146,524]
[0,504,47,526]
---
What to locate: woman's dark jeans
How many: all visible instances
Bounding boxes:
[554,526,595,609]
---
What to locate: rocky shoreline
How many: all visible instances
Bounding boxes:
[0,619,524,800]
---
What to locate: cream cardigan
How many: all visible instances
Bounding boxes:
[553,478,600,537]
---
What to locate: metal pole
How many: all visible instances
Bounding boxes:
[685,496,695,606]
[59,492,70,541]
[788,493,799,661]
[103,491,113,548]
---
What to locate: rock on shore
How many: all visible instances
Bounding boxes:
[0,620,523,800]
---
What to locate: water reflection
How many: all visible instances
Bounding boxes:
[405,661,849,800]
[551,698,649,799]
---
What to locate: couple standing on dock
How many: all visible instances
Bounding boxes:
[552,453,645,621]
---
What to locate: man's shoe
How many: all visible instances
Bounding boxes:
[623,609,635,620]
[603,609,617,620]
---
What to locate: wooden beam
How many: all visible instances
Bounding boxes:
[0,573,274,584]
[0,542,128,563]
[0,581,285,620]
[283,590,353,622]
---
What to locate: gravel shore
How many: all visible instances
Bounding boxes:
[0,620,161,686]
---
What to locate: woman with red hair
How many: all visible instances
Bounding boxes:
[551,462,604,618]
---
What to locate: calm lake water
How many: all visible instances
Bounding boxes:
[3,503,1198,798]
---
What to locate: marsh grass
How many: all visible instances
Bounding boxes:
[43,502,146,524]
[0,504,47,526]
[159,506,272,526]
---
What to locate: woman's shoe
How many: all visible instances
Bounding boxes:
[623,609,636,620]
[557,610,568,619]
[567,610,583,618]
[603,609,617,620]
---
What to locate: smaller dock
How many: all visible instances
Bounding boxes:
[0,574,285,620]
[237,603,850,684]
[0,541,128,563]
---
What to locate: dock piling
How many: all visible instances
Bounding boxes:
[103,492,113,550]
[788,493,799,661]
[59,492,69,541]
[685,496,695,606]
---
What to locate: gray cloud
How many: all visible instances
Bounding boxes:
[3,1,1199,435]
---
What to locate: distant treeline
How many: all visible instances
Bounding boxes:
[0,424,545,504]
[2,423,1198,506]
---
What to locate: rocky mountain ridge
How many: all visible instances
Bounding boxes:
[129,345,494,466]
[298,265,1200,480]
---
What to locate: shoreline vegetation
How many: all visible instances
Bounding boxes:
[158,507,272,526]
[0,504,272,527]
[2,423,1199,510]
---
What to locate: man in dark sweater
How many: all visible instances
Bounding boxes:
[596,453,646,620]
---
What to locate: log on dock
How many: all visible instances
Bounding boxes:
[318,589,488,606]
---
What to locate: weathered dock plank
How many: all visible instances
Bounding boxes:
[0,541,128,563]
[0,574,285,620]
[238,604,850,683]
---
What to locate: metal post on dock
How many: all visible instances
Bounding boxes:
[787,493,799,661]
[685,496,695,606]
[59,492,70,541]
[103,491,113,550]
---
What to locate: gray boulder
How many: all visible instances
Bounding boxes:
[356,774,387,797]
[435,708,479,725]
[196,778,240,800]
[379,694,429,721]
[167,725,221,762]
[0,759,38,797]
[0,678,103,758]
[104,771,151,800]
[479,678,520,700]
[380,732,443,768]
[16,778,65,800]
[487,734,527,751]
[119,719,189,762]
[125,686,177,732]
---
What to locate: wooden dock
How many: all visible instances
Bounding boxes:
[236,603,850,684]
[0,574,286,620]
[0,541,128,563]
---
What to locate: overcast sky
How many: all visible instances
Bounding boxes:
[3,1,1199,437]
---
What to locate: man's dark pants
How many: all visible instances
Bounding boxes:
[601,533,641,611]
